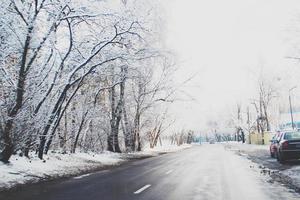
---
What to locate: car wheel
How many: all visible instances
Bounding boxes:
[277,151,286,164]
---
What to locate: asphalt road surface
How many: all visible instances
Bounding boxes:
[1,144,300,200]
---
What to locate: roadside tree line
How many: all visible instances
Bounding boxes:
[0,0,176,163]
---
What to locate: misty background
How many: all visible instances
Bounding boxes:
[161,0,300,134]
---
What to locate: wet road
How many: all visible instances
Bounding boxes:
[1,144,300,200]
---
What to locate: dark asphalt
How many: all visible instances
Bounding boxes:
[1,144,300,200]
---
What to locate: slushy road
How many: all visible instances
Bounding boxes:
[1,144,300,200]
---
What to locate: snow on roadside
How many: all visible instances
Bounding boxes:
[280,166,300,189]
[0,144,191,191]
[223,141,269,152]
[0,152,123,190]
[222,145,300,200]
[224,142,300,193]
[140,143,192,154]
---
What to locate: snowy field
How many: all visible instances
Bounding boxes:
[0,144,191,191]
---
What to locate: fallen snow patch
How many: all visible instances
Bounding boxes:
[0,152,123,190]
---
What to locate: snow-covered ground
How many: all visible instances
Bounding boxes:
[0,144,191,191]
[224,141,269,151]
[224,142,300,193]
[142,143,192,154]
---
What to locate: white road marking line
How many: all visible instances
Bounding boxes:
[166,170,173,175]
[134,184,151,194]
[73,173,91,179]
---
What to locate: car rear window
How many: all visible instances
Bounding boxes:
[284,132,300,140]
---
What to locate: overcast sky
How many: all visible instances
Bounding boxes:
[161,0,300,132]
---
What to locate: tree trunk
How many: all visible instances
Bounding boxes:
[24,136,33,158]
[62,111,68,154]
[133,76,143,152]
[107,133,114,152]
[38,138,46,160]
[107,66,126,153]
[0,120,14,163]
[122,106,134,152]
[0,27,33,163]
[263,103,271,131]
[113,127,121,153]
[44,105,63,155]
[134,111,141,151]
[38,86,69,159]
[108,69,116,152]
[71,110,88,153]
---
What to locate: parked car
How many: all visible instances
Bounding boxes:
[209,139,215,144]
[276,131,300,163]
[269,131,282,158]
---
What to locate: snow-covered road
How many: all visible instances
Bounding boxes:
[1,144,299,200]
[140,144,300,200]
[186,144,299,200]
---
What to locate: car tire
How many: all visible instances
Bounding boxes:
[277,151,286,164]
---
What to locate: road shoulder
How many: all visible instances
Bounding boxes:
[224,142,300,194]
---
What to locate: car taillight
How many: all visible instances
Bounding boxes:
[282,141,289,149]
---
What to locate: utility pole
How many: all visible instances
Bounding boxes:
[289,86,297,129]
[199,133,202,145]
[237,104,241,142]
[247,107,250,144]
[259,92,264,144]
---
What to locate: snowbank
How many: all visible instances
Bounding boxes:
[224,141,269,152]
[0,144,191,191]
[0,152,123,190]
[142,143,192,154]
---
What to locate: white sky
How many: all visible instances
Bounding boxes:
[161,0,300,132]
